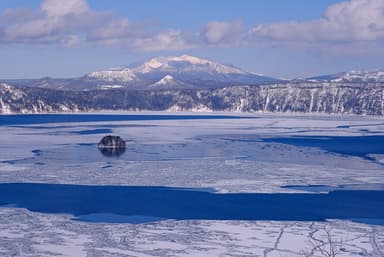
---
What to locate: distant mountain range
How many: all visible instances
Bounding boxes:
[2,55,384,90]
[0,55,383,114]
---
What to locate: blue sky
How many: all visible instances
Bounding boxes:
[0,0,383,79]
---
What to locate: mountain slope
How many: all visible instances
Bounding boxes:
[1,82,383,115]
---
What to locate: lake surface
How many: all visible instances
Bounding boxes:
[1,114,384,225]
[0,183,383,224]
[6,132,384,165]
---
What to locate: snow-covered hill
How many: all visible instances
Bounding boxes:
[148,75,196,89]
[309,70,384,83]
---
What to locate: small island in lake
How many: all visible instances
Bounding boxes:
[98,135,126,157]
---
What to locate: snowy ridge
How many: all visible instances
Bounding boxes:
[1,82,383,115]
[135,55,249,75]
[86,67,137,82]
[309,70,384,83]
[0,83,26,100]
[138,58,164,73]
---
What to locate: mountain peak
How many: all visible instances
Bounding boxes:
[150,74,196,89]
[135,54,252,76]
[170,54,210,64]
[142,58,166,71]
[137,55,211,73]
[157,74,175,85]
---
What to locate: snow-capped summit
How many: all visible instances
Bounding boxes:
[150,74,195,89]
[175,54,206,63]
[156,75,175,85]
[134,55,250,75]
[137,58,167,73]
[308,70,384,83]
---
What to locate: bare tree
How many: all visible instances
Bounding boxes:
[301,227,344,257]
[313,228,343,257]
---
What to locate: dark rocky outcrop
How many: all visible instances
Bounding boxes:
[98,135,126,157]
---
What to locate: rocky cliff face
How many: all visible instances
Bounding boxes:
[1,82,383,115]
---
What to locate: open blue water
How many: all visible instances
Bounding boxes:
[0,114,245,126]
[72,128,113,135]
[0,183,383,224]
[262,135,384,161]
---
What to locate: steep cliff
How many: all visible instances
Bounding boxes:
[1,82,383,115]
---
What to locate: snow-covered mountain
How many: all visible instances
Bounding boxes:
[2,55,279,91]
[308,70,384,83]
[82,54,280,90]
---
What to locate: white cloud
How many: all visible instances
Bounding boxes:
[249,0,384,44]
[199,0,384,54]
[133,30,198,52]
[1,0,383,54]
[0,0,106,44]
[0,0,195,51]
[201,20,244,45]
[40,0,89,17]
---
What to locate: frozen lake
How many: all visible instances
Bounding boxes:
[0,113,384,256]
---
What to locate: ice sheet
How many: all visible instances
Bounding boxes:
[0,208,382,257]
[1,114,383,192]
